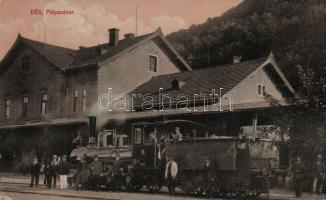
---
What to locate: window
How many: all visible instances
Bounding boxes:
[22,95,28,117]
[41,93,48,115]
[98,130,116,148]
[122,136,129,146]
[5,98,10,119]
[73,90,78,112]
[21,56,31,73]
[82,89,86,112]
[258,84,266,96]
[149,55,157,72]
[134,128,142,144]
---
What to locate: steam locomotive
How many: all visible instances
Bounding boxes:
[71,117,279,198]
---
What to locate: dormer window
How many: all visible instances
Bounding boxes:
[171,79,180,90]
[21,56,31,73]
[171,79,186,90]
[149,55,157,72]
[258,84,266,96]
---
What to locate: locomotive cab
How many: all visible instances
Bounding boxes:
[131,120,207,169]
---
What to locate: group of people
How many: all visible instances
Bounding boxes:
[292,154,325,197]
[75,154,123,191]
[30,154,71,189]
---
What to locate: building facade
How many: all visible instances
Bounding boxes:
[0,28,190,170]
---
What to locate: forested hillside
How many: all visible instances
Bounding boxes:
[167,0,326,86]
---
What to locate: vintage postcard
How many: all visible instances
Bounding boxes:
[0,0,325,200]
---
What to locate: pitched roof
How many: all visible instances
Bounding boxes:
[0,34,75,72]
[68,32,155,69]
[130,55,294,107]
[68,28,191,71]
[20,36,76,69]
[0,28,191,73]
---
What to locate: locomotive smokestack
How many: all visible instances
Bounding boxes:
[89,116,96,138]
[88,116,96,146]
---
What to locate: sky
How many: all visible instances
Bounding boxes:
[0,0,242,60]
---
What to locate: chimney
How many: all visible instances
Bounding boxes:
[124,33,135,40]
[108,28,119,46]
[233,56,242,64]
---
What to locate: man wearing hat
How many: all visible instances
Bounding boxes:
[30,156,41,187]
[58,155,71,189]
[111,154,122,191]
[312,154,325,194]
[90,155,103,191]
[165,157,178,195]
[292,155,305,197]
[50,154,59,188]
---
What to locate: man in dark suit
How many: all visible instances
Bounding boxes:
[50,155,59,188]
[312,154,325,194]
[111,154,122,191]
[30,157,41,187]
[292,155,305,197]
[90,155,103,191]
[203,157,215,198]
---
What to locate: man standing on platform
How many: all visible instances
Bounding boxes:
[312,154,325,194]
[58,155,71,189]
[165,157,178,195]
[90,155,103,191]
[30,157,41,187]
[292,155,305,197]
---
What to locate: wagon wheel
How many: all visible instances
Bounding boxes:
[132,183,143,192]
[246,190,261,198]
[209,182,220,198]
[145,177,162,193]
[179,179,193,195]
[246,181,262,198]
[124,175,135,192]
[146,183,162,193]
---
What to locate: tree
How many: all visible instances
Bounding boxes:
[266,63,325,164]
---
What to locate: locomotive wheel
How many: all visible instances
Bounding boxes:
[190,182,204,196]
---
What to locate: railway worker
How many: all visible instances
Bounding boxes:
[292,155,305,197]
[30,156,41,187]
[312,154,325,194]
[58,155,71,189]
[49,155,59,188]
[72,130,82,148]
[44,159,52,188]
[89,155,103,191]
[203,157,215,198]
[112,154,122,190]
[149,130,157,143]
[75,156,89,190]
[165,157,178,195]
[171,127,182,143]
